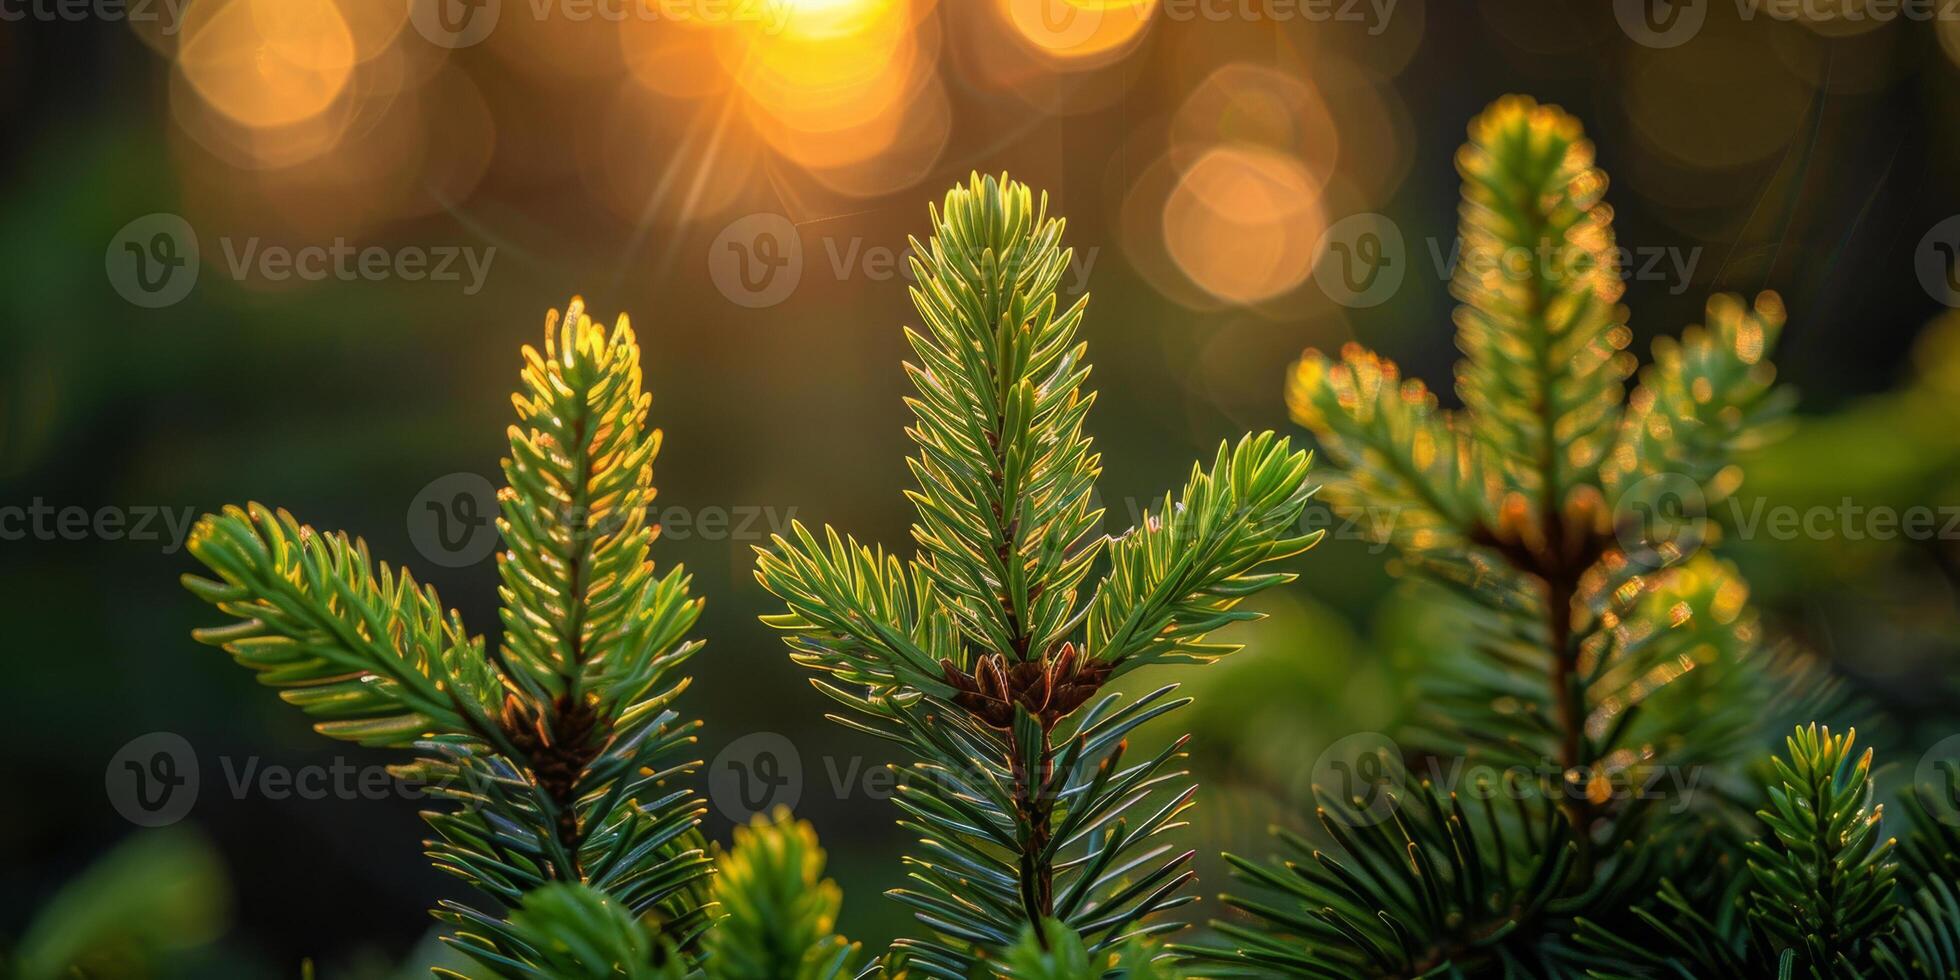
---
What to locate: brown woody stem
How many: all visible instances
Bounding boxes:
[1544,571,1593,872]
[1010,723,1056,934]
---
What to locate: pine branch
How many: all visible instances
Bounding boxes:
[1868,876,1960,979]
[1452,94,1632,532]
[703,809,863,980]
[1743,725,1899,970]
[1902,760,1960,893]
[755,524,961,709]
[1287,345,1495,557]
[183,504,504,748]
[441,882,688,980]
[902,174,1102,662]
[756,173,1317,975]
[1575,725,1922,979]
[184,299,716,972]
[1084,433,1320,679]
[1287,95,1799,827]
[1180,776,1583,978]
[1266,94,1829,977]
[1002,919,1188,979]
[1604,292,1795,500]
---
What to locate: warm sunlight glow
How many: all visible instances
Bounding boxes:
[998,0,1155,65]
[1163,145,1324,305]
[771,0,903,40]
[178,0,356,129]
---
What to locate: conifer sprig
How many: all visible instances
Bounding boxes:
[1746,728,1898,964]
[703,809,862,980]
[755,173,1319,976]
[1179,776,1578,977]
[183,300,719,974]
[1452,96,1634,521]
[1573,725,1955,979]
[1284,95,1796,832]
[1195,95,1892,978]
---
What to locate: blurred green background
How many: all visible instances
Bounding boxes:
[5,0,1960,973]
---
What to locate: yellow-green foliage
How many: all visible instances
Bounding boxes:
[704,808,860,980]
